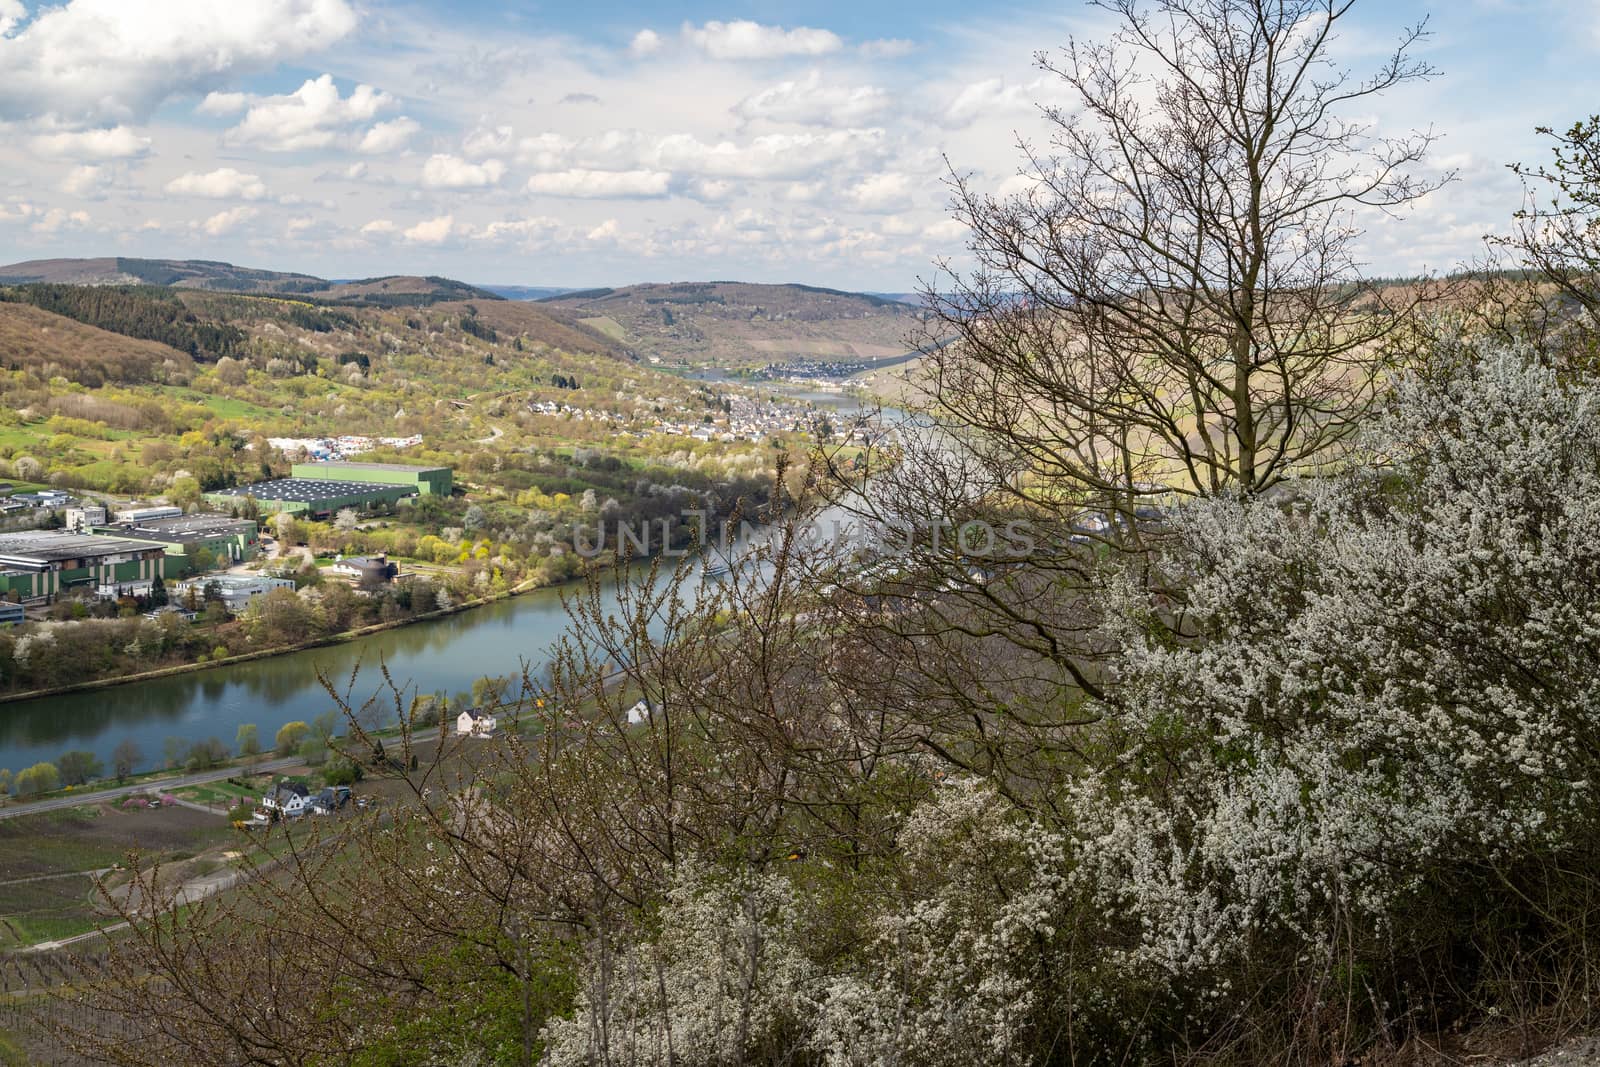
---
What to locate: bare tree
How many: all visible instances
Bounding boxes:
[920,0,1449,518]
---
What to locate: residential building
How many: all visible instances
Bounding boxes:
[456,708,497,737]
[328,553,398,585]
[263,781,312,817]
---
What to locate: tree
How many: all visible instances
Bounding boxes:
[184,737,229,772]
[0,768,12,795]
[1506,114,1600,317]
[112,739,143,782]
[275,720,309,756]
[57,750,104,787]
[162,736,185,770]
[297,736,328,766]
[920,0,1447,514]
[310,711,338,743]
[149,574,168,607]
[236,722,261,759]
[14,761,60,796]
[334,508,358,532]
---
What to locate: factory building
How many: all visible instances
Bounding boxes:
[203,477,414,519]
[0,531,168,602]
[290,461,452,497]
[92,513,261,576]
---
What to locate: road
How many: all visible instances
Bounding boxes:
[0,728,445,822]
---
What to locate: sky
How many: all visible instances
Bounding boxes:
[0,0,1595,291]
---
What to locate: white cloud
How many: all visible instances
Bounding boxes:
[860,38,916,59]
[358,116,420,155]
[587,218,622,242]
[166,167,268,200]
[517,127,888,183]
[682,20,842,60]
[628,29,662,57]
[196,91,248,116]
[31,206,91,233]
[526,169,671,198]
[462,124,513,158]
[200,205,256,236]
[420,153,506,188]
[62,164,114,199]
[360,218,396,235]
[28,125,150,160]
[225,74,395,152]
[733,71,891,127]
[0,0,358,125]
[0,0,24,37]
[686,177,736,203]
[480,215,561,244]
[846,172,915,212]
[403,214,453,243]
[941,77,1055,128]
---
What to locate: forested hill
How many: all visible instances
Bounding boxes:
[0,257,503,306]
[539,280,924,367]
[0,281,626,368]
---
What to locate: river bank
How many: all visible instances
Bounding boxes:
[0,574,549,707]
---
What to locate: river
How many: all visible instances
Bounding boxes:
[0,580,624,776]
[0,389,914,778]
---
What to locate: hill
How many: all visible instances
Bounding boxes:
[540,281,924,367]
[0,258,503,306]
[479,284,579,301]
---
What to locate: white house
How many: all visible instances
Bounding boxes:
[456,708,497,737]
[262,781,313,817]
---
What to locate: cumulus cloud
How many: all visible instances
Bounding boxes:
[0,0,24,36]
[682,20,842,60]
[846,172,915,212]
[360,218,396,235]
[462,124,514,158]
[941,77,1054,128]
[420,153,506,188]
[733,71,891,127]
[403,214,453,243]
[225,74,395,152]
[628,29,662,57]
[62,164,116,199]
[196,91,248,116]
[200,205,256,236]
[358,116,420,154]
[166,167,268,200]
[518,127,887,182]
[28,125,150,160]
[0,0,358,125]
[526,169,672,198]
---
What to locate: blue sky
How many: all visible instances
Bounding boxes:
[0,0,1595,290]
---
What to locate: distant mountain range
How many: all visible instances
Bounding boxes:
[538,280,925,367]
[0,257,503,307]
[0,259,927,367]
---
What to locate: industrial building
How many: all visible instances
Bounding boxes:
[203,477,414,518]
[0,531,168,601]
[290,460,452,497]
[93,513,261,576]
[175,573,294,614]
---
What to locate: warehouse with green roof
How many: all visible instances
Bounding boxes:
[290,461,452,497]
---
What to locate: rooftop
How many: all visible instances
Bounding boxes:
[102,513,257,543]
[209,478,412,503]
[0,530,163,566]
